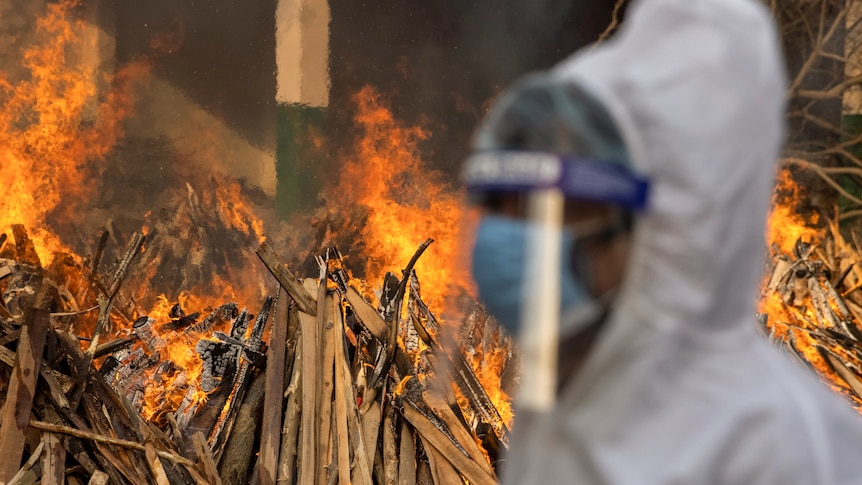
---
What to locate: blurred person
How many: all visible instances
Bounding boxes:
[461,0,862,484]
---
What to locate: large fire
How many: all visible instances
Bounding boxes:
[329,87,514,426]
[1,0,514,430]
[0,0,148,264]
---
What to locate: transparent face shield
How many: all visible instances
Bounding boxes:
[460,151,649,414]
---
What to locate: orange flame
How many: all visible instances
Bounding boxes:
[759,166,851,398]
[0,0,149,264]
[765,168,822,256]
[331,86,473,310]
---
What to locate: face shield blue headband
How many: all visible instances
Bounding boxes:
[463,151,649,336]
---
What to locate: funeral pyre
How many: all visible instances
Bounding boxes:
[759,161,862,408]
[0,227,511,485]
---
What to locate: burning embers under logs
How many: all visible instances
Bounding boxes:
[0,226,512,485]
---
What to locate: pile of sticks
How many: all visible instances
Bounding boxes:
[0,225,511,484]
[761,218,862,405]
[253,240,507,485]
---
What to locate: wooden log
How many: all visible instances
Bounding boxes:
[401,404,497,485]
[259,289,289,485]
[398,426,417,485]
[192,432,223,485]
[317,294,337,485]
[256,241,317,316]
[218,371,267,485]
[0,280,51,483]
[87,471,109,485]
[277,331,303,484]
[40,431,65,485]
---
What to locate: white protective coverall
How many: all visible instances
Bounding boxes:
[502,0,862,484]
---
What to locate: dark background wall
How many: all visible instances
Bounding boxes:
[326,0,621,177]
[102,0,278,151]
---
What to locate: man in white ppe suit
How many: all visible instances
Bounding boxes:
[461,0,862,483]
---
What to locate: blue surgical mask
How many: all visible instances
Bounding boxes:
[471,215,586,335]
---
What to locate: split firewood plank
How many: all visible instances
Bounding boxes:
[298,309,320,485]
[0,281,51,483]
[338,328,374,485]
[421,436,462,485]
[145,441,172,485]
[259,289,289,485]
[383,404,399,485]
[317,294,337,485]
[401,404,497,485]
[277,331,303,484]
[256,241,317,315]
[422,391,495,478]
[346,287,387,340]
[360,398,382,474]
[398,426,417,485]
[192,432,223,485]
[40,431,65,485]
[333,300,352,485]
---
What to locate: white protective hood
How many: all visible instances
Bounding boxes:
[502,0,862,483]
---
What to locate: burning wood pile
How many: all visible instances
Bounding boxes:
[759,169,862,408]
[0,224,512,485]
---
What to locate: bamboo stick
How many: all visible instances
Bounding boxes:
[27,420,194,467]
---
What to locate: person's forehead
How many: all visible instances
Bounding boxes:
[474,190,613,220]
